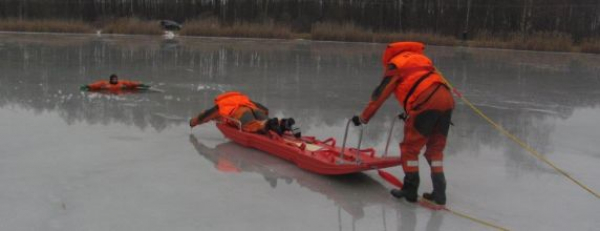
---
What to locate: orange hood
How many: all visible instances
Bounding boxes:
[382,42,425,67]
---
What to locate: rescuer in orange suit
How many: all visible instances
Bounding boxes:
[80,74,150,91]
[190,91,299,137]
[351,42,454,205]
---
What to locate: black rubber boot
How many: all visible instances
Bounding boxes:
[390,172,420,202]
[279,118,295,132]
[266,118,282,135]
[423,173,446,205]
[282,118,302,138]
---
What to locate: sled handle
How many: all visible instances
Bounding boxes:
[383,114,401,157]
[339,119,364,165]
[384,113,405,157]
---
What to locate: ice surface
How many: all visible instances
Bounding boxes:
[0,33,598,230]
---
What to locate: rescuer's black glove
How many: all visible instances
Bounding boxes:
[351,115,363,126]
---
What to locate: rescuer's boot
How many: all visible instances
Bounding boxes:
[266,117,282,135]
[280,118,301,138]
[390,172,419,202]
[279,118,295,132]
[423,172,446,205]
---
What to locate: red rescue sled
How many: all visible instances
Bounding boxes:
[215,119,402,175]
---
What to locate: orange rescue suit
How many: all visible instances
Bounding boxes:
[86,80,142,91]
[358,42,454,174]
[190,92,269,133]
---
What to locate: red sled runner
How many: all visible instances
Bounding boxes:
[215,118,402,175]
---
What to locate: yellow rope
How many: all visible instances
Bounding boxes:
[437,71,600,199]
[420,199,509,230]
[445,207,509,231]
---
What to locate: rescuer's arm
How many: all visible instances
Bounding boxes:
[354,65,402,125]
[190,105,221,128]
[251,101,269,116]
[120,80,150,89]
[136,83,152,89]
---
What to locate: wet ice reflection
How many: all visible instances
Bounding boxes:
[0,33,599,230]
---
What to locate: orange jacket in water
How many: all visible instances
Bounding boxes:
[86,80,142,91]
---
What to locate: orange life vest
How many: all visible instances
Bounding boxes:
[214,92,258,117]
[384,42,445,111]
[87,80,140,91]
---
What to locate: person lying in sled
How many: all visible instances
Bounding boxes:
[80,74,150,91]
[189,91,300,137]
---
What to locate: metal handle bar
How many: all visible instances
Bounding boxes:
[339,119,364,165]
[383,113,404,157]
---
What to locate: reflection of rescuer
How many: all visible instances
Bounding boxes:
[351,42,454,205]
[80,74,150,91]
[189,91,300,136]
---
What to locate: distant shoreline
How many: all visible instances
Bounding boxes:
[1,18,599,54]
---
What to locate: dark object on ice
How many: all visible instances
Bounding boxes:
[160,20,182,31]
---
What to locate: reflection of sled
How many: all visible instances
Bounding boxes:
[188,135,393,221]
[216,118,402,175]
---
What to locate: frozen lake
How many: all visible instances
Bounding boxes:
[0,33,599,230]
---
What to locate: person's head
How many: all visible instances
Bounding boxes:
[109,74,118,84]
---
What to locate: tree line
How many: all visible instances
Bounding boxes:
[1,0,599,41]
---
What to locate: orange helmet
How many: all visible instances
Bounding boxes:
[382,42,425,67]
